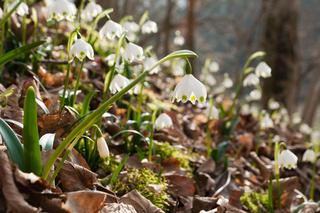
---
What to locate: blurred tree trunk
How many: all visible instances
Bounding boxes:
[261,0,300,114]
[163,0,175,55]
[186,0,199,76]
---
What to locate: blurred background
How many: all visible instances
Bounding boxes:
[49,0,317,128]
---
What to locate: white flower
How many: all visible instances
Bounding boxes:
[255,62,272,78]
[278,149,298,169]
[173,30,185,46]
[268,99,280,110]
[70,38,94,61]
[97,137,109,158]
[0,8,3,19]
[243,73,260,86]
[47,0,77,22]
[109,74,130,94]
[141,20,158,34]
[292,112,302,124]
[222,74,233,88]
[105,54,116,66]
[302,149,316,163]
[144,57,159,74]
[248,89,262,101]
[208,61,219,73]
[311,131,320,145]
[260,113,274,129]
[206,105,219,120]
[123,21,139,33]
[172,74,207,104]
[81,1,102,22]
[9,0,29,16]
[300,123,312,135]
[122,43,144,63]
[154,113,173,130]
[99,20,123,40]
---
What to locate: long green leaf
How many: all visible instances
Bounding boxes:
[0,0,23,26]
[0,40,45,66]
[0,118,24,169]
[23,86,42,176]
[42,50,197,179]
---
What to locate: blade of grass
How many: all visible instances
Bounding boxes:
[0,40,45,66]
[0,118,24,169]
[23,86,42,176]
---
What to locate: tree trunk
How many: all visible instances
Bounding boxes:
[163,0,175,56]
[186,0,199,76]
[261,0,300,114]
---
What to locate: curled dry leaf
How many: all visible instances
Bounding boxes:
[57,160,97,192]
[0,151,38,213]
[62,190,107,213]
[120,190,165,213]
[164,174,196,197]
[100,203,137,213]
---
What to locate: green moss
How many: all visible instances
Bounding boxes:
[240,191,269,212]
[155,142,194,174]
[113,168,169,211]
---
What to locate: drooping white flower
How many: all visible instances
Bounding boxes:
[9,0,29,16]
[255,62,272,78]
[141,20,158,34]
[122,43,144,63]
[81,1,102,22]
[206,105,219,120]
[260,113,274,129]
[123,21,139,33]
[300,123,312,135]
[278,149,298,169]
[172,74,207,104]
[243,73,260,86]
[208,61,219,73]
[97,137,109,158]
[222,74,233,88]
[268,99,280,110]
[302,149,317,163]
[70,38,94,61]
[109,74,130,94]
[247,89,262,101]
[292,112,302,124]
[311,131,320,145]
[105,54,116,66]
[144,56,159,74]
[173,30,185,46]
[154,113,173,130]
[0,8,3,19]
[99,20,123,40]
[47,0,77,22]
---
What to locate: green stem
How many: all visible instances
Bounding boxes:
[148,109,157,161]
[309,161,316,200]
[72,61,84,106]
[274,141,281,208]
[77,0,86,24]
[102,34,126,100]
[42,50,197,180]
[22,15,27,46]
[60,63,71,110]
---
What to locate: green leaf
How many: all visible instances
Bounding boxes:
[81,91,95,116]
[212,141,229,162]
[42,50,197,179]
[0,41,45,66]
[23,86,42,176]
[0,118,24,169]
[0,0,23,26]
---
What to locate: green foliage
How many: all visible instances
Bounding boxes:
[0,41,45,66]
[0,119,24,169]
[156,142,193,174]
[23,86,42,176]
[240,191,269,212]
[113,168,169,211]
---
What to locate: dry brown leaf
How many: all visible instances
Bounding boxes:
[120,190,165,213]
